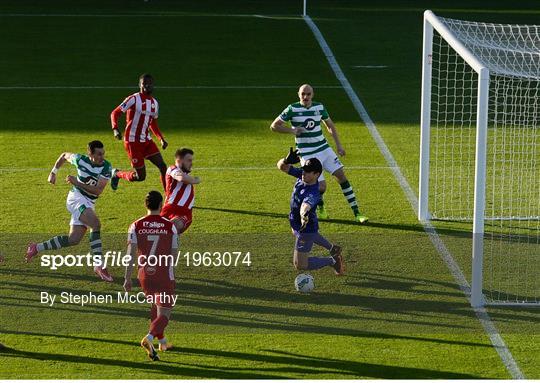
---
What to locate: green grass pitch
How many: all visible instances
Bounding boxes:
[0,0,538,379]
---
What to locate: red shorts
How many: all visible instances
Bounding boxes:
[123,140,160,168]
[161,204,192,233]
[139,277,176,308]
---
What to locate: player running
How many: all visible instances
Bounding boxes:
[110,73,169,190]
[161,148,200,234]
[124,191,178,361]
[277,152,344,275]
[25,140,113,282]
[271,84,368,223]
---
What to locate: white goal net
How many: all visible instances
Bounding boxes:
[419,11,540,306]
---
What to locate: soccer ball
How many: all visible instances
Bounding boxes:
[295,273,314,293]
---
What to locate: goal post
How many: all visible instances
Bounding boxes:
[419,10,540,307]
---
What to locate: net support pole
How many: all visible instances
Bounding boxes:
[418,12,434,221]
[471,67,490,308]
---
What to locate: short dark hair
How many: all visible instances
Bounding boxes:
[301,157,322,175]
[139,73,153,82]
[88,140,104,154]
[175,147,194,158]
[145,191,163,210]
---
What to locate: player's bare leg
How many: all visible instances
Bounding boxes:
[316,179,329,219]
[147,152,168,190]
[170,217,185,235]
[26,224,85,263]
[332,167,368,223]
[293,232,343,275]
[68,225,87,245]
[293,250,310,270]
[79,208,112,282]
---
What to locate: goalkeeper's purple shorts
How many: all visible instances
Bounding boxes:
[293,230,316,252]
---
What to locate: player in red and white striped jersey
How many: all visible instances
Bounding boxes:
[110,74,168,190]
[161,148,200,234]
[124,191,178,360]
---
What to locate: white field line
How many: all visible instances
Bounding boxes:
[0,85,342,90]
[0,165,396,173]
[303,14,525,379]
[352,65,389,69]
[252,14,301,20]
[0,13,296,18]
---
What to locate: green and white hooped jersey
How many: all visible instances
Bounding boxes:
[279,101,330,157]
[70,154,112,200]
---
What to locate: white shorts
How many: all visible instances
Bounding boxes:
[300,147,343,182]
[66,189,95,226]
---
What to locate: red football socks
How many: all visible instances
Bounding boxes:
[149,315,169,337]
[116,170,137,181]
[150,304,157,322]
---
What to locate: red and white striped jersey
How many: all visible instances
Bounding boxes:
[165,165,195,210]
[118,92,159,143]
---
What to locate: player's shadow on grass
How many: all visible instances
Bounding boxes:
[0,346,282,379]
[194,206,288,219]
[194,205,477,235]
[3,271,537,334]
[347,272,540,315]
[195,206,367,228]
[175,296,473,330]
[0,342,481,379]
[0,267,111,284]
[1,294,490,349]
[0,281,494,349]
[168,347,482,379]
[346,271,467,299]
[180,277,540,324]
[3,276,535,339]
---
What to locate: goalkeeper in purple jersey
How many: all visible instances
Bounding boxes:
[277,148,344,275]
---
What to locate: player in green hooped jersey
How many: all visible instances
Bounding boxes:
[25,140,114,282]
[271,84,368,223]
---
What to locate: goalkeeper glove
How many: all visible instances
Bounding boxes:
[284,147,300,164]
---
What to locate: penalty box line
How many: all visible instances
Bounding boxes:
[302,14,525,380]
[0,13,300,18]
[0,85,342,90]
[0,165,397,173]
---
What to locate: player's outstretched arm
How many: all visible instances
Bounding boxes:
[277,158,291,173]
[278,148,302,175]
[48,152,75,184]
[171,172,201,185]
[323,118,345,156]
